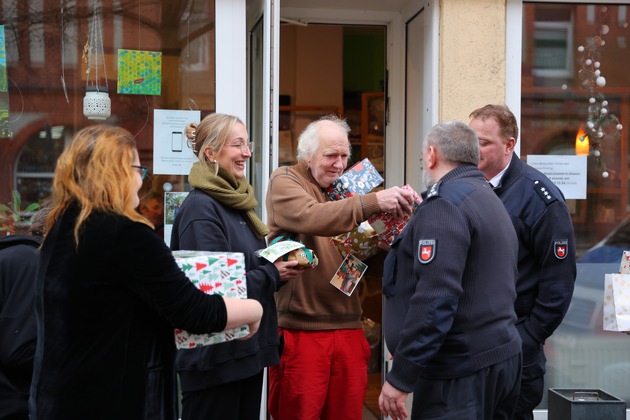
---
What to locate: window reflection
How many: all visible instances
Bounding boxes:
[523,3,630,410]
[522,3,629,254]
[0,0,216,208]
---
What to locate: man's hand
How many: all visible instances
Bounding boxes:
[379,380,409,420]
[375,187,415,218]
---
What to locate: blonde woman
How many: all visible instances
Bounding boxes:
[29,124,262,420]
[171,113,301,420]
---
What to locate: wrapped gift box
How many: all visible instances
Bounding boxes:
[368,184,422,245]
[326,158,383,200]
[172,250,249,349]
[331,221,381,261]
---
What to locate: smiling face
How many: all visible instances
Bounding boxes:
[469,116,515,180]
[213,122,251,179]
[305,121,350,188]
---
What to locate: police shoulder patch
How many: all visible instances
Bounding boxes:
[533,180,558,205]
[418,239,436,264]
[426,181,441,199]
[554,239,569,260]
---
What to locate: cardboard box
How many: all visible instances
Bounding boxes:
[172,250,249,349]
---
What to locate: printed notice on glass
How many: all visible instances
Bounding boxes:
[153,109,200,175]
[526,155,587,199]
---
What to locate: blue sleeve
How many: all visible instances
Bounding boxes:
[525,200,576,343]
[386,199,469,392]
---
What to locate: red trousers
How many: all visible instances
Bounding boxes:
[268,328,370,420]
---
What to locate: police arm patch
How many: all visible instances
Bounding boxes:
[554,240,568,260]
[418,239,436,264]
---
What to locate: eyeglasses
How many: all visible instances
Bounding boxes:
[132,165,149,180]
[228,142,254,153]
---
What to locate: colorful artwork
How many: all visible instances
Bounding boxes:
[0,97,11,139]
[0,26,7,93]
[117,49,162,95]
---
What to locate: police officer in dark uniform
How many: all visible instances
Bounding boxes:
[379,121,522,420]
[470,104,576,420]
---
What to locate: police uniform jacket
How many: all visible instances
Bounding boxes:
[383,164,522,392]
[495,153,576,346]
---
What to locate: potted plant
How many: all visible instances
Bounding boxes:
[0,190,40,236]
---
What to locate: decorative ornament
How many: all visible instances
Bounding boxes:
[83,86,110,120]
[576,6,622,178]
[82,1,110,120]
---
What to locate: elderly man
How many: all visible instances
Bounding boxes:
[266,115,415,420]
[469,104,576,419]
[379,121,522,420]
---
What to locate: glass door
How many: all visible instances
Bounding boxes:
[247,0,279,221]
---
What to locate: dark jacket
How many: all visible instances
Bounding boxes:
[0,235,41,420]
[171,189,280,391]
[495,153,576,345]
[30,206,228,420]
[383,164,522,392]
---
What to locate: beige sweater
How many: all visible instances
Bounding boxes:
[265,161,382,330]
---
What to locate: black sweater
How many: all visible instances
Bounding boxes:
[0,235,41,419]
[171,189,281,391]
[383,164,522,392]
[31,207,227,419]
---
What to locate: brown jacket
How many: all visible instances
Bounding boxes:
[266,161,381,330]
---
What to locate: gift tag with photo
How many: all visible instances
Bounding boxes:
[330,254,368,296]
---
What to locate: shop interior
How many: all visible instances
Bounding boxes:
[278,22,388,418]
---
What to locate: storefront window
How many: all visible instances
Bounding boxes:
[15,125,70,204]
[0,0,216,209]
[522,2,630,409]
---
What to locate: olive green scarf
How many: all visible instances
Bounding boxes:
[188,161,269,239]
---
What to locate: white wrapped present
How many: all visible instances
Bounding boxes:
[172,250,249,348]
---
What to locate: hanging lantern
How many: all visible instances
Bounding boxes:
[83,85,111,120]
[83,1,110,120]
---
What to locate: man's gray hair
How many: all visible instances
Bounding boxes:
[425,121,480,166]
[296,115,351,162]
